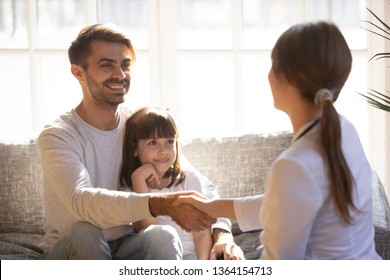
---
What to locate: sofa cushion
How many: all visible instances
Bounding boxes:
[231,222,262,259]
[0,241,43,260]
[0,141,45,234]
[181,132,293,198]
[0,232,44,258]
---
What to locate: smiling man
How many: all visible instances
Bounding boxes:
[38,23,242,260]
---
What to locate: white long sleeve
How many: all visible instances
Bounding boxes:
[233,195,264,232]
[39,106,152,251]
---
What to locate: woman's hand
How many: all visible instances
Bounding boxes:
[173,193,213,216]
[175,193,236,220]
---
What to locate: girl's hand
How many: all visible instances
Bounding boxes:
[131,163,160,231]
[131,163,161,192]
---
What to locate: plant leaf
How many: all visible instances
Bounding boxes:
[368,89,390,104]
[357,90,390,112]
[362,20,390,40]
[370,52,390,61]
[366,7,390,34]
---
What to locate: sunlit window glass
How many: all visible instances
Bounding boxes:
[241,54,291,133]
[0,0,27,48]
[37,0,86,48]
[39,55,80,125]
[308,0,366,49]
[335,55,369,149]
[123,54,152,109]
[0,55,31,137]
[177,55,235,139]
[176,0,232,49]
[241,0,299,49]
[98,0,148,49]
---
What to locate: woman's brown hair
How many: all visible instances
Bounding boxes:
[271,21,356,224]
[119,107,185,190]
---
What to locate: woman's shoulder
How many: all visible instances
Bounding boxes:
[339,114,361,140]
[280,136,322,166]
[274,133,327,185]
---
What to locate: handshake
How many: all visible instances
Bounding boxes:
[149,191,222,232]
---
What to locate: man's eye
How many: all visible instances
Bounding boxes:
[122,63,131,69]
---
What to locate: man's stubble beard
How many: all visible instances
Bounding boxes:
[85,72,130,107]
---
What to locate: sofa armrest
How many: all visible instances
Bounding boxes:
[372,172,390,260]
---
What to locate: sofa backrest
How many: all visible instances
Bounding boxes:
[0,132,293,234]
[181,132,293,198]
[0,141,45,234]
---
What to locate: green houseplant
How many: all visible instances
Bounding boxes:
[359,7,390,111]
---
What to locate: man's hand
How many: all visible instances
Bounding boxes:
[211,228,245,260]
[149,192,216,232]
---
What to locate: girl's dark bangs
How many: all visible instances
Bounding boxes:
[137,114,177,140]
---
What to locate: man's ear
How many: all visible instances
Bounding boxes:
[71,64,84,82]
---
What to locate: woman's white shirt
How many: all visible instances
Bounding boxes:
[234,115,381,260]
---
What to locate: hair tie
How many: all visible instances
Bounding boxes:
[314,88,334,106]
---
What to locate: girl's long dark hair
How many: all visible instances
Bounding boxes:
[119,107,185,190]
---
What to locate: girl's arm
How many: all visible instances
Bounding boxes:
[193,230,213,260]
[131,164,159,231]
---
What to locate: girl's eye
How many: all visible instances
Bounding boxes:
[168,139,175,145]
[148,140,157,145]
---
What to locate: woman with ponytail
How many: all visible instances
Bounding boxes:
[176,21,381,259]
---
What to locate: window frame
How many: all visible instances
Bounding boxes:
[0,0,388,200]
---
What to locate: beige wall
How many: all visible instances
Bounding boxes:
[366,0,390,203]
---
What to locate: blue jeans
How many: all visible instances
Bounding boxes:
[45,221,183,260]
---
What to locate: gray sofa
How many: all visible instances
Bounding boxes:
[1,132,389,260]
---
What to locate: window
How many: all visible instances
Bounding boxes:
[0,0,368,143]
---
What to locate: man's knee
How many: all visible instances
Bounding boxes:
[67,221,110,258]
[47,221,110,259]
[143,224,179,242]
[142,225,183,259]
[68,221,103,241]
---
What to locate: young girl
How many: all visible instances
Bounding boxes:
[119,107,212,260]
[176,21,381,260]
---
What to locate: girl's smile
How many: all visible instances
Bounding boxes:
[135,137,177,177]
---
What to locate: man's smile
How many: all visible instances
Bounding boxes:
[105,82,127,90]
